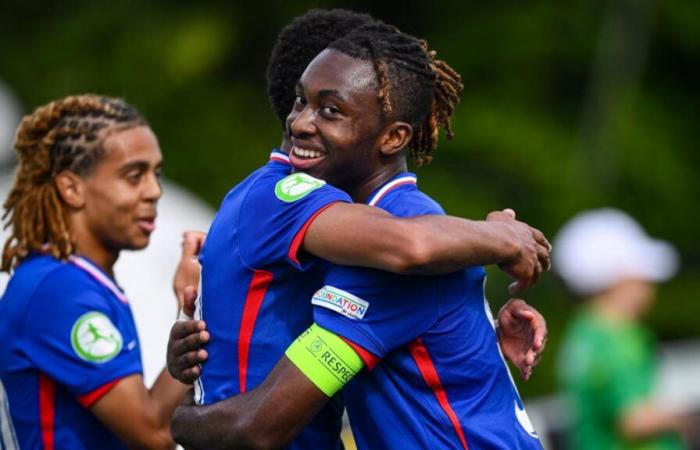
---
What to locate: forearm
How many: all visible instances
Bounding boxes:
[148,368,190,429]
[304,203,519,275]
[171,359,324,450]
[402,216,519,274]
[171,400,254,450]
[619,402,691,440]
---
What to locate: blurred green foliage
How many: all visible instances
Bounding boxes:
[1,0,698,397]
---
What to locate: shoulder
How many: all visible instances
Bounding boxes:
[378,186,445,217]
[26,257,113,317]
[243,171,350,214]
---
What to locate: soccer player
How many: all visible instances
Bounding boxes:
[0,95,188,450]
[169,22,545,450]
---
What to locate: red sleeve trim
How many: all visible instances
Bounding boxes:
[341,336,381,370]
[77,378,122,408]
[288,201,342,267]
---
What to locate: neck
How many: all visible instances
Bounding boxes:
[588,291,639,322]
[70,219,119,277]
[346,158,408,203]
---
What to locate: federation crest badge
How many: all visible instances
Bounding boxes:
[71,311,123,363]
[275,173,326,202]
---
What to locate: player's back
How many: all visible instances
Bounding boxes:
[0,254,138,450]
[313,172,543,450]
[197,150,350,449]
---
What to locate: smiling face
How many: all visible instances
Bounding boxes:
[286,49,389,194]
[78,126,163,253]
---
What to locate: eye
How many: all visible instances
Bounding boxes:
[293,95,306,109]
[126,170,143,184]
[320,105,340,117]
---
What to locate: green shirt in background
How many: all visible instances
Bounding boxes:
[557,311,686,450]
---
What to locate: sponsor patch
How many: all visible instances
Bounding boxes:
[312,286,369,319]
[71,311,123,363]
[274,173,326,202]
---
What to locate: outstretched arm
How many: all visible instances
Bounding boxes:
[304,204,550,290]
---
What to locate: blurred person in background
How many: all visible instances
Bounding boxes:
[555,208,699,450]
[0,95,188,450]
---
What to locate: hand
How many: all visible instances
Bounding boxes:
[167,319,210,384]
[173,231,206,313]
[486,209,551,293]
[496,299,547,381]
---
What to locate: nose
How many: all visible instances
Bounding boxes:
[144,172,162,202]
[289,105,315,138]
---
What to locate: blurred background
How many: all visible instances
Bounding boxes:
[0,0,698,448]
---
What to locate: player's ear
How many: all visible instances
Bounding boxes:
[378,122,412,157]
[54,170,86,209]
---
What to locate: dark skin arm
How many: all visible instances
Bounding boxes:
[172,207,551,313]
[304,204,550,289]
[171,357,327,450]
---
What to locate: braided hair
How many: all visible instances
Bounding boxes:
[266,8,376,126]
[2,94,146,271]
[328,23,463,166]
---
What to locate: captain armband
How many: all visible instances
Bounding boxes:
[285,323,364,397]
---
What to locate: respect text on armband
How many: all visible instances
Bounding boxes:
[304,333,357,383]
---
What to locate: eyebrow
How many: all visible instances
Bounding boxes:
[317,89,347,103]
[119,160,161,173]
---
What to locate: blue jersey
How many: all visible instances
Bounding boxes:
[313,173,543,450]
[197,150,350,449]
[0,254,143,450]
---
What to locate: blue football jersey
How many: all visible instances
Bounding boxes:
[313,172,544,450]
[196,150,350,450]
[0,254,143,450]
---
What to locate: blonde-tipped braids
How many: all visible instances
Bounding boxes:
[329,23,463,166]
[2,94,146,272]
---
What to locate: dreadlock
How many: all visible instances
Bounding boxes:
[266,9,376,127]
[328,23,463,166]
[2,94,146,272]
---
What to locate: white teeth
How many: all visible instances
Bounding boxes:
[293,146,322,159]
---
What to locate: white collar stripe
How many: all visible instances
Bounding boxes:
[269,152,290,163]
[69,256,129,304]
[368,176,417,207]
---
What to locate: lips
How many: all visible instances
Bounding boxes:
[291,145,324,159]
[136,217,156,234]
[289,144,327,172]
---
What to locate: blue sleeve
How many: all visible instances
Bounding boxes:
[22,268,142,396]
[312,266,439,359]
[239,172,351,271]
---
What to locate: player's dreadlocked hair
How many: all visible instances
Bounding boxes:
[1,94,146,272]
[328,23,463,166]
[266,8,376,127]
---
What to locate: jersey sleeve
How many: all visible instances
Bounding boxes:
[239,172,351,271]
[21,267,142,401]
[312,266,439,365]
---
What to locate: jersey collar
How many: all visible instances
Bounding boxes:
[366,172,418,206]
[269,149,291,165]
[68,255,129,304]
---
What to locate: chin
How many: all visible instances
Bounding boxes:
[125,237,151,251]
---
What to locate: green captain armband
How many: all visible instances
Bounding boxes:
[285,323,364,397]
